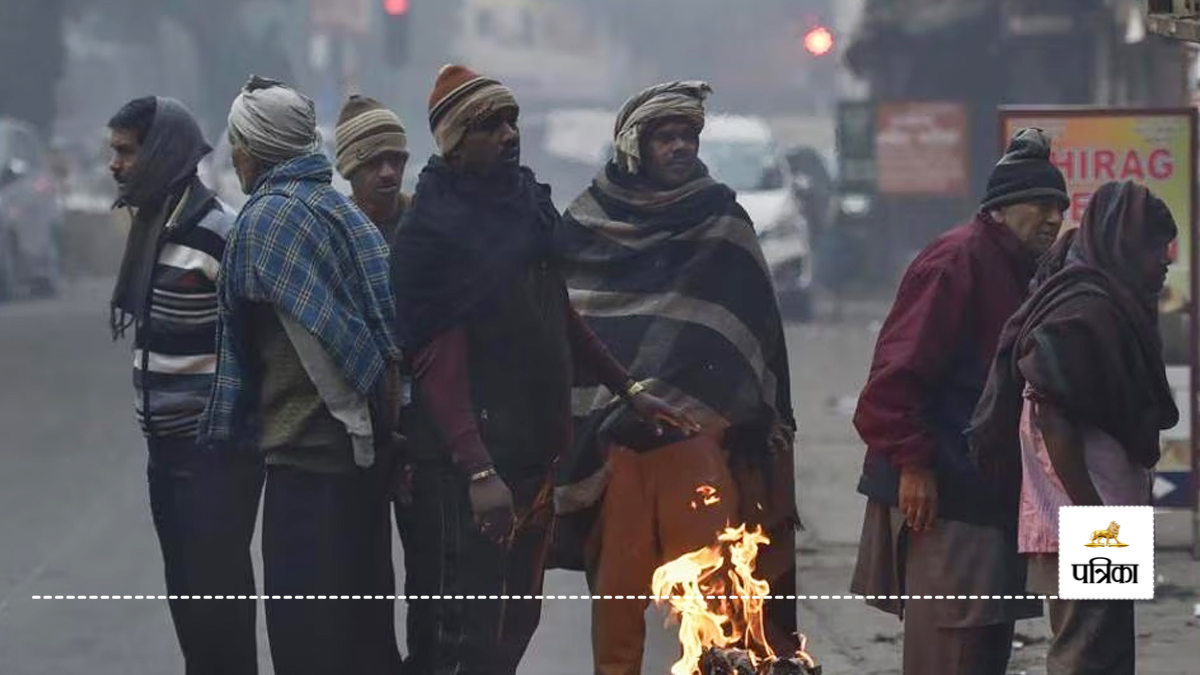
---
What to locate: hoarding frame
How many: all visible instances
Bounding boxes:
[998,105,1200,558]
[875,100,971,197]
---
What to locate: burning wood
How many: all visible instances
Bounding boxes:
[700,646,757,675]
[699,647,822,675]
[652,490,821,675]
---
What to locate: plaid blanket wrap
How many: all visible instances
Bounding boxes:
[201,153,399,442]
[553,169,795,514]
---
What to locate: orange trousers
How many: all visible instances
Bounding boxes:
[587,434,739,675]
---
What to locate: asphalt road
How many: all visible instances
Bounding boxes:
[0,280,683,674]
[2,280,1195,675]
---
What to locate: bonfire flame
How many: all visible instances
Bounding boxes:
[653,486,818,675]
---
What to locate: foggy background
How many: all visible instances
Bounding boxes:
[1,0,1190,286]
[2,3,1199,674]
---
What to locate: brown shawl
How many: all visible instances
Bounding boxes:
[968,181,1179,512]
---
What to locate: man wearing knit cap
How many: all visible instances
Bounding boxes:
[390,64,695,675]
[970,181,1178,675]
[335,94,410,242]
[553,81,799,675]
[849,127,1068,675]
[203,75,403,675]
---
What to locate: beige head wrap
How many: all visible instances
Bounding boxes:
[227,75,321,165]
[613,81,712,175]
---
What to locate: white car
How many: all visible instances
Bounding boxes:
[0,118,62,300]
[701,114,813,319]
[200,124,352,210]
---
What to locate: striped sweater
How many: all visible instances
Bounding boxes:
[132,183,233,439]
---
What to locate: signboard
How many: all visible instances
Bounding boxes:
[1001,0,1086,37]
[1000,107,1199,512]
[835,100,876,193]
[876,102,970,196]
[310,0,373,34]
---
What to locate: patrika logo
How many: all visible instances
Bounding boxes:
[1085,521,1129,548]
[1059,506,1154,600]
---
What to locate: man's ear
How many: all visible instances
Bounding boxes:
[988,208,1006,224]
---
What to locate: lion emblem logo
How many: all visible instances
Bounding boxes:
[1084,521,1129,548]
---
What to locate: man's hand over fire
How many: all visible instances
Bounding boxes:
[629,391,702,436]
[899,465,938,532]
[469,472,515,544]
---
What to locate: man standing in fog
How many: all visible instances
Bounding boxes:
[201,76,402,675]
[107,95,263,675]
[850,128,1068,674]
[553,81,799,675]
[390,64,693,675]
[971,181,1179,675]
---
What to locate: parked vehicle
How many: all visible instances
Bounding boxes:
[701,114,813,320]
[0,118,62,300]
[522,108,613,210]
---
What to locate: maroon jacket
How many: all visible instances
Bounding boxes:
[854,214,1037,524]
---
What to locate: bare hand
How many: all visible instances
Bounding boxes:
[629,392,702,436]
[468,473,515,544]
[899,465,938,532]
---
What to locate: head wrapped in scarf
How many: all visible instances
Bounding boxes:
[612,81,712,175]
[969,180,1180,513]
[114,97,211,209]
[227,75,321,165]
[1066,181,1177,304]
[109,96,214,339]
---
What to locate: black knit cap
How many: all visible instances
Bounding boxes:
[981,127,1069,212]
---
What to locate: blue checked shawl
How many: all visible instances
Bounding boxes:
[201,153,400,442]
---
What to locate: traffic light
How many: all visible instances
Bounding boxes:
[803,25,835,57]
[382,0,411,66]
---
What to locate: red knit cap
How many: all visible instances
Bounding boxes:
[426,63,517,154]
[428,64,483,115]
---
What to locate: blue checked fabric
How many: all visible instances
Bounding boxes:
[201,153,400,442]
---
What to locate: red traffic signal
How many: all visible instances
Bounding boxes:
[803,26,834,57]
[383,0,411,66]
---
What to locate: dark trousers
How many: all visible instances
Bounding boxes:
[762,526,798,655]
[901,609,1016,675]
[396,463,554,675]
[1028,554,1136,675]
[1046,600,1135,675]
[262,463,401,675]
[146,437,265,675]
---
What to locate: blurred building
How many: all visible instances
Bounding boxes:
[452,0,634,109]
[843,0,1191,269]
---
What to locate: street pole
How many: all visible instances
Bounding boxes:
[1145,4,1200,562]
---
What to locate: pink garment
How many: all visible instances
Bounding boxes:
[1017,389,1152,553]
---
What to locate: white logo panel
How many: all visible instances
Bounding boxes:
[1058,506,1154,600]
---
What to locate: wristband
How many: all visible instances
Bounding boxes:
[622,379,646,400]
[469,466,498,483]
